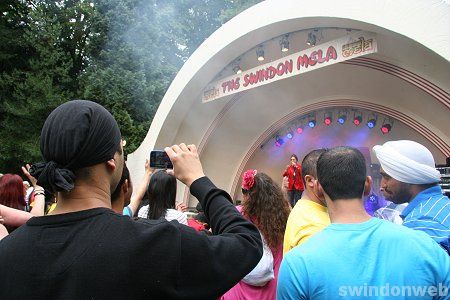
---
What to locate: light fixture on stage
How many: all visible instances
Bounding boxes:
[353,111,362,126]
[256,46,265,61]
[286,128,294,139]
[381,124,391,134]
[380,123,391,134]
[232,59,242,74]
[306,31,317,46]
[308,116,316,128]
[297,126,303,134]
[367,118,377,129]
[337,111,347,125]
[275,135,284,147]
[366,113,377,128]
[324,112,332,126]
[232,64,242,74]
[380,118,393,134]
[280,35,289,52]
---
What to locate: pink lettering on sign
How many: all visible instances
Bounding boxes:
[297,46,337,70]
[243,60,293,87]
[221,77,241,93]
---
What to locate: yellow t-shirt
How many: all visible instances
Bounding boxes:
[283,199,330,255]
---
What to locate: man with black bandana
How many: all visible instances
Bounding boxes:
[0,100,262,299]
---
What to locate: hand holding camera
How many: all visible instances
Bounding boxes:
[164,143,205,187]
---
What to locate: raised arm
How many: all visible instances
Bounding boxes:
[164,144,263,298]
[126,160,153,216]
[22,164,45,216]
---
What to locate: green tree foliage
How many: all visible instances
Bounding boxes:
[0,0,261,173]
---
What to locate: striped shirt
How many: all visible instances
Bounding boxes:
[137,205,188,225]
[373,202,408,225]
[401,186,450,254]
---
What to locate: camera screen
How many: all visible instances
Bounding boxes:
[150,151,173,169]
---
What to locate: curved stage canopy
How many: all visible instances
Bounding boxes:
[127,0,450,206]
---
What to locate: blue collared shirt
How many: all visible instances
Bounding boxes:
[401,186,450,254]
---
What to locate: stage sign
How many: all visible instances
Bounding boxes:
[202,32,377,103]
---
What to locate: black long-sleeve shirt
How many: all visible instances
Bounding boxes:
[0,177,262,299]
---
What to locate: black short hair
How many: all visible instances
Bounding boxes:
[111,163,129,202]
[301,149,327,186]
[317,147,366,201]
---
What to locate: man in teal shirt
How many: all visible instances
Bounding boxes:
[277,147,449,299]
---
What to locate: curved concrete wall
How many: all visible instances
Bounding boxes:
[127,0,450,206]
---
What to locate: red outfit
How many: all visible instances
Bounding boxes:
[283,163,304,191]
[187,218,206,231]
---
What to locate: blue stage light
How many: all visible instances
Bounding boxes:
[367,118,376,129]
[275,136,284,147]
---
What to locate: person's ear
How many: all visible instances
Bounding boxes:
[305,175,315,188]
[363,176,372,196]
[106,158,117,172]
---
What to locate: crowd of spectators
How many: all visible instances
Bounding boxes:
[0,100,448,299]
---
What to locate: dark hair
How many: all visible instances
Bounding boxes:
[147,170,177,220]
[111,163,130,202]
[242,173,291,250]
[290,154,298,161]
[301,149,327,186]
[317,147,366,201]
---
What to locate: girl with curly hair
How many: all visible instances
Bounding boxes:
[221,170,291,300]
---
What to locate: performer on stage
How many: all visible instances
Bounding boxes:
[283,154,304,207]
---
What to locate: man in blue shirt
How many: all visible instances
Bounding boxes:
[373,140,450,254]
[277,147,450,300]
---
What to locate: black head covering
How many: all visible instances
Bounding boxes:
[30,100,122,193]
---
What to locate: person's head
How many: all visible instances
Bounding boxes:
[317,147,371,202]
[290,154,298,165]
[241,170,291,249]
[301,149,327,204]
[146,170,177,220]
[29,100,123,202]
[111,163,133,213]
[0,174,26,209]
[373,140,440,204]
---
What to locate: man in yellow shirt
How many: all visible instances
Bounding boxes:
[283,149,330,255]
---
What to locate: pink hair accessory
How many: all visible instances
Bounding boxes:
[242,169,257,190]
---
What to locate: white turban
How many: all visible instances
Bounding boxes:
[373,140,441,184]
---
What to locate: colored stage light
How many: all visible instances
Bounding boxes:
[381,124,392,134]
[286,132,293,139]
[306,32,316,46]
[275,136,284,147]
[367,118,376,129]
[297,127,303,134]
[256,46,265,61]
[280,35,289,52]
[324,116,332,126]
[353,115,362,126]
[308,120,316,128]
[337,115,346,124]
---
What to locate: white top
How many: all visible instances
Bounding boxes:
[137,205,188,225]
